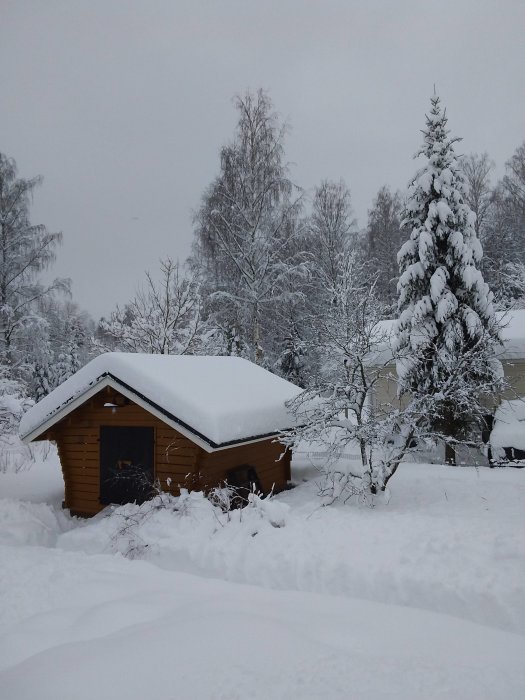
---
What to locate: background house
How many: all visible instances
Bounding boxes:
[371,310,525,407]
[369,310,525,464]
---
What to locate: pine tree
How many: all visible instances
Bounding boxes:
[277,322,307,386]
[55,315,87,385]
[395,95,502,463]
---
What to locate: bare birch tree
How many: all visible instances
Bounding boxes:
[100,259,203,355]
[192,89,304,365]
[0,153,68,369]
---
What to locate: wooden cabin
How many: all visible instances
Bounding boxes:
[20,354,301,516]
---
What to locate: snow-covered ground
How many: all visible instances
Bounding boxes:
[1,449,524,699]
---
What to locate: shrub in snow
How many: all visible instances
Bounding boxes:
[0,377,30,435]
[394,94,504,464]
[100,487,289,560]
[282,254,400,501]
[0,365,37,472]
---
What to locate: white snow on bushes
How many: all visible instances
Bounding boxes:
[0,500,72,548]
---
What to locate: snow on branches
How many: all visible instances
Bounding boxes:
[282,253,397,501]
[99,259,204,356]
[394,95,503,462]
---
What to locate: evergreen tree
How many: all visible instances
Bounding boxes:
[24,320,56,401]
[277,322,308,386]
[394,95,502,463]
[54,315,88,384]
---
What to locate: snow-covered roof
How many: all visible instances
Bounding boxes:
[370,309,525,366]
[19,354,303,451]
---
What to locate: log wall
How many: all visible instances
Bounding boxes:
[198,440,290,494]
[43,387,290,516]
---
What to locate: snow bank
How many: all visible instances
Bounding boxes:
[500,308,525,359]
[57,462,525,635]
[1,545,524,700]
[0,443,64,505]
[0,449,70,547]
[1,454,525,698]
[20,353,302,446]
[490,399,525,451]
[0,500,71,548]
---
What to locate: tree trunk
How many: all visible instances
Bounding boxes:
[445,441,456,466]
[253,310,262,365]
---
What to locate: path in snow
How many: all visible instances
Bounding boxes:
[0,545,524,700]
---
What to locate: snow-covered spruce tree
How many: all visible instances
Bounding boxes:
[277,322,308,386]
[54,314,89,384]
[395,95,503,464]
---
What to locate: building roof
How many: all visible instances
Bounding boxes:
[19,353,302,451]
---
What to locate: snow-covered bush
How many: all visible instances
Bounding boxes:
[0,365,37,472]
[282,258,397,501]
[99,487,289,560]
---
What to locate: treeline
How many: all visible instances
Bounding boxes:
[1,89,524,423]
[101,89,525,384]
[0,154,94,437]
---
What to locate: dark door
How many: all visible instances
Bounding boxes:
[100,426,154,506]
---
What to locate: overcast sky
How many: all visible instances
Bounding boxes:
[1,0,524,319]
